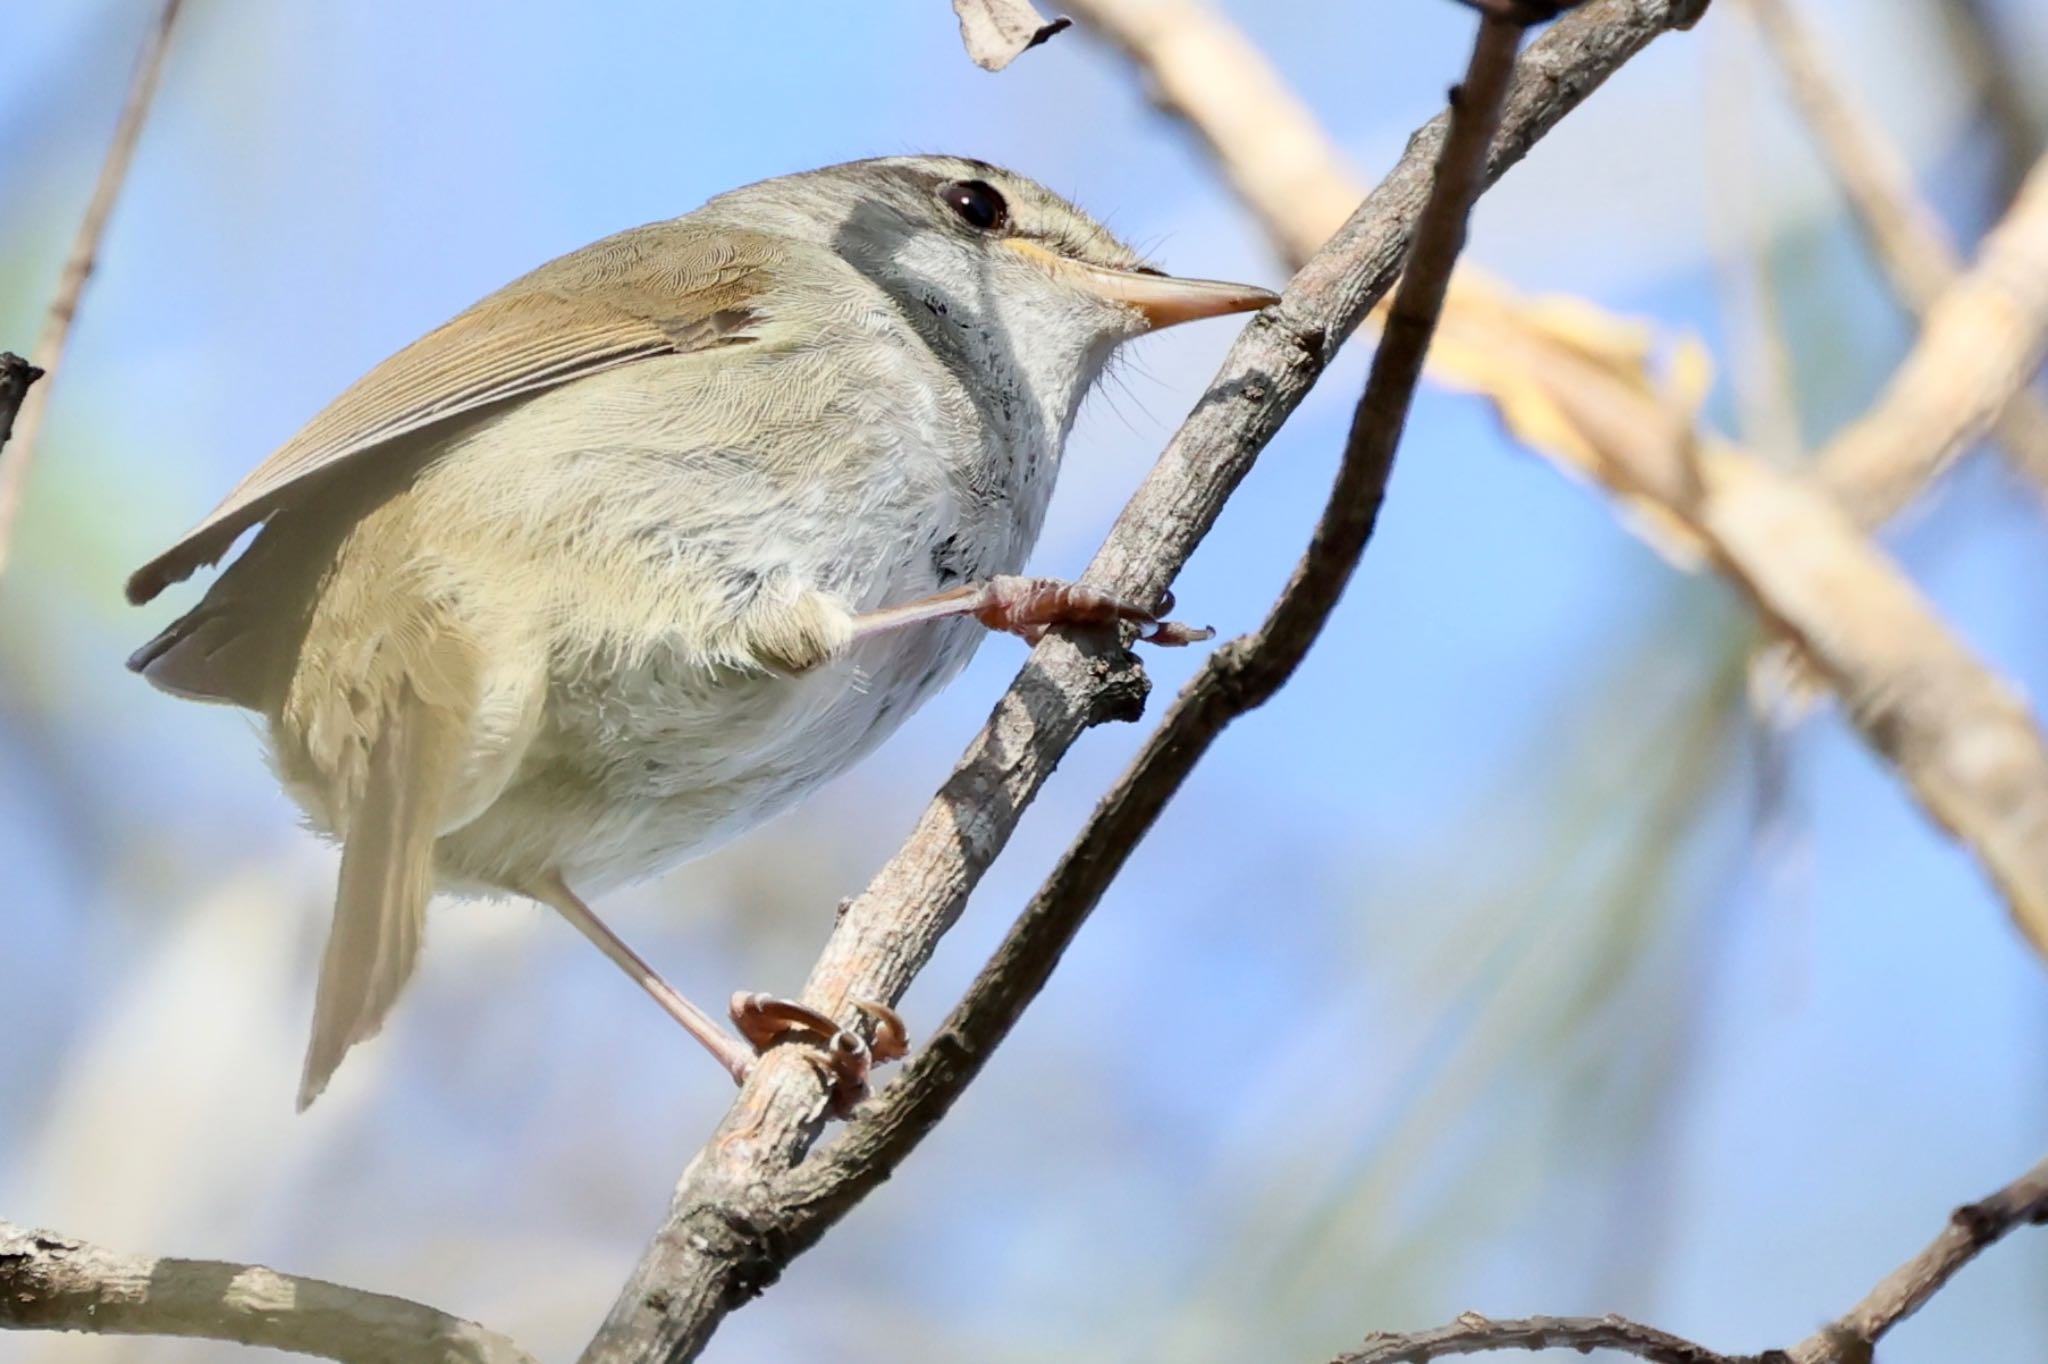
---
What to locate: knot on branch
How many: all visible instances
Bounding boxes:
[671,1199,795,1309]
[1083,642,1150,725]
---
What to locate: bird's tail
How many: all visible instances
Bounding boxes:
[296,675,466,1111]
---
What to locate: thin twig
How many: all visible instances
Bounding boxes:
[1082,0,2048,956]
[1785,1154,2048,1363]
[0,0,185,575]
[795,0,1544,1250]
[0,1217,538,1364]
[1337,1311,1775,1364]
[1326,1155,2048,1363]
[577,4,1709,1361]
[1744,0,2048,500]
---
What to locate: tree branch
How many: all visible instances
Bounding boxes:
[789,0,1548,1250]
[0,0,184,575]
[0,1217,538,1364]
[1785,1154,2048,1363]
[1815,153,2048,526]
[1492,307,2048,957]
[1323,1153,2048,1364]
[1337,1312,1776,1364]
[1069,0,2048,958]
[577,3,1710,1361]
[1744,0,2048,502]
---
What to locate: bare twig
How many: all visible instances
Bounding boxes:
[1327,1155,2048,1363]
[0,0,184,575]
[578,4,1709,1361]
[1785,1154,2048,1363]
[1744,0,2048,499]
[1071,0,2048,956]
[1816,153,2048,526]
[0,1217,538,1364]
[792,0,1546,1264]
[1337,1311,1775,1364]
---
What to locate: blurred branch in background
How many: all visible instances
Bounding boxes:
[0,0,183,577]
[0,1217,537,1364]
[1064,0,2048,958]
[578,2,1713,1362]
[5,0,2044,1362]
[1933,0,2044,202]
[1813,156,2048,525]
[1741,0,2048,503]
[1065,0,1360,266]
[785,0,1538,1296]
[1332,1153,2048,1362]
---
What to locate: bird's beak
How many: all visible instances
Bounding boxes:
[1004,239,1278,330]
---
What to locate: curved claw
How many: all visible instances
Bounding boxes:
[728,992,912,1119]
[1139,619,1214,646]
[852,999,911,1064]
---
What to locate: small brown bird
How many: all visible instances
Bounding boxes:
[126,156,1275,1110]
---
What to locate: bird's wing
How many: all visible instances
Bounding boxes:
[126,223,780,604]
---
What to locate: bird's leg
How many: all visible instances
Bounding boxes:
[528,873,906,1113]
[849,575,1212,646]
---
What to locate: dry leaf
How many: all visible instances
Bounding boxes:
[952,0,1072,71]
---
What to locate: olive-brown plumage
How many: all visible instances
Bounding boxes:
[128,155,1275,1108]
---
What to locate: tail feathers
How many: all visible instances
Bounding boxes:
[296,679,463,1111]
[127,598,275,709]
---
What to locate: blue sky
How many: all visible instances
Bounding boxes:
[3,2,2046,1361]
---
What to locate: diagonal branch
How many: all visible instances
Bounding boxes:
[1815,153,2048,526]
[1785,1153,2048,1363]
[1068,0,2048,958]
[0,0,185,575]
[788,0,1552,1260]
[577,3,1711,1361]
[1744,0,2048,501]
[1508,316,2048,956]
[0,1217,538,1364]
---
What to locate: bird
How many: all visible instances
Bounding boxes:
[124,155,1277,1111]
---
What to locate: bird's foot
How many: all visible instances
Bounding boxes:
[972,575,1213,646]
[729,993,910,1118]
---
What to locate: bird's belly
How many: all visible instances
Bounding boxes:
[438,582,987,897]
[414,350,1054,896]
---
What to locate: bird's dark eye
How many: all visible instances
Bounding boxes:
[940,179,1009,232]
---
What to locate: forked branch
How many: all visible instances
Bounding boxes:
[579,2,1711,1361]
